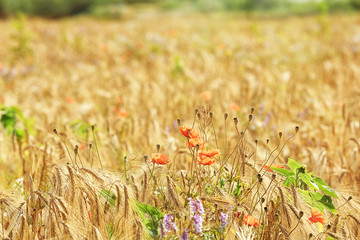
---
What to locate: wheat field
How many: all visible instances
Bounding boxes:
[0,12,360,239]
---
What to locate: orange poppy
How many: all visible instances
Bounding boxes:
[197,156,215,165]
[79,143,86,151]
[186,138,207,149]
[197,149,221,165]
[200,91,212,101]
[230,103,240,112]
[152,153,171,165]
[66,97,76,104]
[115,108,129,118]
[199,149,221,158]
[243,215,259,227]
[308,209,326,225]
[264,165,285,172]
[180,126,199,139]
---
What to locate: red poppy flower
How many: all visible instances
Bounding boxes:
[199,149,221,158]
[151,153,170,165]
[79,143,86,151]
[230,103,240,111]
[200,91,212,101]
[186,138,207,149]
[197,156,215,165]
[197,149,221,165]
[243,215,259,227]
[66,97,76,104]
[180,126,199,139]
[308,209,326,225]
[115,108,129,118]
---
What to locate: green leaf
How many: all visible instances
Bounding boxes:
[319,195,337,213]
[298,190,325,212]
[100,189,116,206]
[69,120,89,140]
[283,176,296,187]
[271,167,294,177]
[299,190,337,214]
[298,173,319,191]
[288,158,302,172]
[106,223,115,238]
[312,177,338,199]
[136,202,163,218]
[0,105,34,140]
[136,203,160,215]
[134,202,164,238]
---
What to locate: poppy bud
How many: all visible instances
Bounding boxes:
[233,117,238,125]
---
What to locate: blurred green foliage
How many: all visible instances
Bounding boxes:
[0,0,358,17]
[0,105,35,140]
[1,0,96,17]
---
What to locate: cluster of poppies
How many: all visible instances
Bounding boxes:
[180,126,220,165]
[151,126,220,166]
[236,208,325,228]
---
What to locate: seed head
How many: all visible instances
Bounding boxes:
[233,117,238,125]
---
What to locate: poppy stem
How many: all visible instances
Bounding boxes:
[91,125,103,170]
[53,129,75,167]
[288,217,301,236]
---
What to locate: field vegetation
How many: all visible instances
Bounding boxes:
[0,11,360,239]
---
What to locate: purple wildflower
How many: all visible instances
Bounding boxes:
[163,214,178,233]
[189,197,204,215]
[180,228,189,240]
[193,214,204,234]
[220,212,229,228]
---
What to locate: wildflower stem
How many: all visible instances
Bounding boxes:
[288,217,301,236]
[211,120,219,149]
[91,125,103,169]
[53,129,75,167]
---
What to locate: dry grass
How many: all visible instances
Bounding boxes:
[0,12,360,239]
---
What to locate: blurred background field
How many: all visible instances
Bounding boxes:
[1,1,360,239]
[1,7,360,189]
[1,0,360,18]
